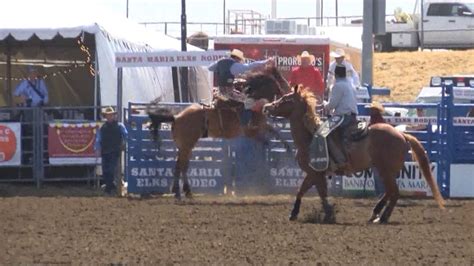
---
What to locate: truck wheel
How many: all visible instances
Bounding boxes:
[374,35,391,52]
[374,38,384,52]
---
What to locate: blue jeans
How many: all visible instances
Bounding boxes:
[102,151,120,192]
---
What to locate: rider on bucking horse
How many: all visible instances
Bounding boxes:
[208,49,275,127]
[323,64,359,172]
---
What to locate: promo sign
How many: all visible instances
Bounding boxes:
[342,162,438,196]
[214,36,330,84]
[0,123,21,166]
[48,122,99,165]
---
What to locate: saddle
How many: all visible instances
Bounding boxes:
[309,115,368,172]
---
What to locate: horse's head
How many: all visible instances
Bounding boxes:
[241,66,286,103]
[263,84,320,128]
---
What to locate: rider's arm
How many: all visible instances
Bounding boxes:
[230,59,269,76]
[325,82,343,111]
[207,61,218,72]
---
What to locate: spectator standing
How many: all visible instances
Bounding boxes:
[289,51,325,102]
[94,107,128,195]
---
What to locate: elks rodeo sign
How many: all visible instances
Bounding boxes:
[0,123,21,166]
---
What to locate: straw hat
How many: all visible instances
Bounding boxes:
[102,106,117,115]
[364,101,385,113]
[230,49,245,60]
[330,48,346,58]
[297,51,315,64]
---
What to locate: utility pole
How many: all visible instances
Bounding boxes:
[126,0,129,18]
[223,0,226,34]
[362,0,373,86]
[180,0,189,102]
[335,0,338,26]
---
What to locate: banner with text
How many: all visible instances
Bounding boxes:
[48,122,99,165]
[358,116,474,126]
[342,162,438,197]
[115,51,229,68]
[0,123,21,166]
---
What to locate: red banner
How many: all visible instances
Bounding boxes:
[0,123,21,166]
[48,122,99,165]
[214,41,330,83]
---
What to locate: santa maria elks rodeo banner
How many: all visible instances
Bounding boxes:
[48,122,99,165]
[0,123,21,166]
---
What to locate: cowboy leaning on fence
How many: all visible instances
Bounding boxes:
[94,107,128,195]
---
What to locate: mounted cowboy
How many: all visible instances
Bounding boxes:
[323,64,358,172]
[208,49,274,126]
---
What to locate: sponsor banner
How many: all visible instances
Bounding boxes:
[342,162,438,197]
[214,42,330,84]
[48,122,99,165]
[127,161,228,195]
[115,51,229,67]
[358,116,474,126]
[0,123,21,166]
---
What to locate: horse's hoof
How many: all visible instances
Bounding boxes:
[289,215,298,221]
[185,192,193,199]
[368,215,378,223]
[372,217,388,224]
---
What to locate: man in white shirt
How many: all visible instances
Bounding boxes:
[327,48,361,91]
[324,64,358,171]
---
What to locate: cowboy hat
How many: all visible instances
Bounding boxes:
[102,106,117,115]
[297,51,315,64]
[27,65,39,73]
[364,101,385,113]
[230,49,245,60]
[330,48,346,58]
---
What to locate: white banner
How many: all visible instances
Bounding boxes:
[358,116,474,126]
[342,162,438,196]
[0,123,21,166]
[115,51,229,67]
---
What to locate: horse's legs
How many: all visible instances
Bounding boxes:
[290,150,332,222]
[173,148,192,199]
[376,172,399,224]
[181,154,192,198]
[368,193,388,223]
[311,172,334,223]
[289,173,314,221]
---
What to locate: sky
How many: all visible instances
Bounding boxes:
[4,0,417,36]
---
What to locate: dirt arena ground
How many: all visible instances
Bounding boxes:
[0,184,473,265]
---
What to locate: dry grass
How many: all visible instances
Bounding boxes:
[373,49,474,102]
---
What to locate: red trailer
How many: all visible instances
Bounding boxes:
[213,35,330,86]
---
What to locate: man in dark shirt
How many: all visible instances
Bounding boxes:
[94,106,128,195]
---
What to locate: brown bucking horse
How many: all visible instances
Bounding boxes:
[148,66,289,199]
[262,85,445,224]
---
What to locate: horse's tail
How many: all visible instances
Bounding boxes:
[403,133,446,209]
[148,108,175,141]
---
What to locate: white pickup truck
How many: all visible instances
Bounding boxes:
[374,0,474,52]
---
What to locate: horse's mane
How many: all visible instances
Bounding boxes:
[297,85,320,131]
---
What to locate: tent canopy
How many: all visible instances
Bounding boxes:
[0,12,210,108]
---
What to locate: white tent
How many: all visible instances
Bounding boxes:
[0,12,210,110]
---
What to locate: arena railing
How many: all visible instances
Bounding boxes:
[0,105,114,188]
